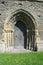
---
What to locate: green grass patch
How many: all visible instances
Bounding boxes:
[0,52,43,65]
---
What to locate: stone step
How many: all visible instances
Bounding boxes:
[5,48,31,53]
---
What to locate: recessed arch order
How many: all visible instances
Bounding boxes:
[4,9,37,51]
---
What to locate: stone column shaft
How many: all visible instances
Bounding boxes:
[26,29,29,49]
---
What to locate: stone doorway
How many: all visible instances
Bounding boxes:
[4,9,37,51]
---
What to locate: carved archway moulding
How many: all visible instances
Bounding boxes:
[4,9,37,51]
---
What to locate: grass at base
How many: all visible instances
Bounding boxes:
[0,52,43,65]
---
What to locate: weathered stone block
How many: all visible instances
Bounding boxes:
[0,44,5,52]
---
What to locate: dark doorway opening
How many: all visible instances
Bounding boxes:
[14,20,27,49]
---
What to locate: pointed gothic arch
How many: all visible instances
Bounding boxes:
[4,9,37,51]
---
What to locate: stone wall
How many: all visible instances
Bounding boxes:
[0,1,43,51]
